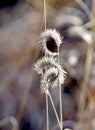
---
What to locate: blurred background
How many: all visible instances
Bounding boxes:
[0,0,95,130]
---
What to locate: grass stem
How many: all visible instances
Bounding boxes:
[47,90,61,129]
[78,44,94,113]
[59,86,63,130]
[46,93,49,130]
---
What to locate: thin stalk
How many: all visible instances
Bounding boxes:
[59,86,63,130]
[44,0,47,32]
[46,93,49,130]
[16,84,31,123]
[44,0,49,129]
[47,90,61,129]
[75,0,94,18]
[58,46,63,130]
[78,44,94,113]
[44,0,46,56]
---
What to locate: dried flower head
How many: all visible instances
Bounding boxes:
[34,56,66,75]
[41,66,66,93]
[34,56,56,74]
[40,29,62,56]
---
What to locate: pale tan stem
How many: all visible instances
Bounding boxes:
[47,90,61,129]
[46,93,49,130]
[44,0,47,31]
[75,0,94,18]
[78,44,94,113]
[44,0,47,57]
[58,46,63,130]
[59,86,63,130]
[16,85,31,123]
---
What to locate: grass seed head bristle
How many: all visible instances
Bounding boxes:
[41,66,66,93]
[34,28,67,94]
[40,29,62,56]
[34,56,66,75]
[34,56,56,74]
[40,80,49,93]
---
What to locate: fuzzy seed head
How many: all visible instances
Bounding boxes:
[34,56,66,75]
[40,29,62,56]
[34,56,55,74]
[41,66,66,93]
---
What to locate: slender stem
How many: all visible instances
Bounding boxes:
[75,0,94,115]
[46,93,49,130]
[47,90,61,129]
[44,0,47,32]
[75,0,94,18]
[78,44,94,113]
[44,0,47,57]
[58,46,63,130]
[59,86,63,130]
[16,84,31,123]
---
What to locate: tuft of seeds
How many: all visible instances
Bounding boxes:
[41,65,66,93]
[34,56,56,74]
[40,29,63,56]
[34,28,66,94]
[34,56,66,75]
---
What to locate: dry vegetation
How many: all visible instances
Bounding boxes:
[0,0,95,130]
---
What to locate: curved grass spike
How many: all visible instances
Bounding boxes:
[40,29,63,56]
[41,66,66,93]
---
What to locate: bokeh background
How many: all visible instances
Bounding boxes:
[0,0,95,130]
